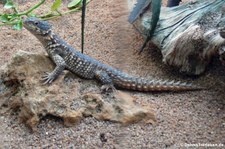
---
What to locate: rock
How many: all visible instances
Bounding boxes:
[0,50,156,130]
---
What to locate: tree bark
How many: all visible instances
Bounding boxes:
[131,0,225,75]
[167,0,181,7]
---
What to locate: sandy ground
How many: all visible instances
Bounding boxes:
[0,0,225,148]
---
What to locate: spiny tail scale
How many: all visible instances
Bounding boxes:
[113,74,201,92]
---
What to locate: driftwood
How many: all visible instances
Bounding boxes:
[131,0,225,75]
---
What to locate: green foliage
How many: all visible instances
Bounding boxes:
[13,20,22,30]
[68,0,90,9]
[0,0,90,30]
[68,0,81,9]
[1,14,10,22]
[51,0,62,11]
[4,0,14,9]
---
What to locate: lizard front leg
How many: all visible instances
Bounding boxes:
[42,54,66,84]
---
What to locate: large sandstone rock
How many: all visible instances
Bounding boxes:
[0,51,156,130]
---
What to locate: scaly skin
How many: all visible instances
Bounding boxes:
[23,17,201,92]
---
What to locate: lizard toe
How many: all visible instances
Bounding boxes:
[41,72,55,84]
[101,84,116,93]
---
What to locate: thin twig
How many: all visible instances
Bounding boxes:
[81,0,86,53]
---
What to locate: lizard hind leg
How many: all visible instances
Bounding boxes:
[94,70,115,91]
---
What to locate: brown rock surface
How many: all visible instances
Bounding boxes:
[0,51,156,130]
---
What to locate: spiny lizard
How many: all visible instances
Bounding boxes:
[23,17,201,92]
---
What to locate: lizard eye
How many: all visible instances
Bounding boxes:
[34,22,39,25]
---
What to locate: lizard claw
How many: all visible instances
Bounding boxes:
[41,72,50,79]
[101,84,116,93]
[41,72,55,84]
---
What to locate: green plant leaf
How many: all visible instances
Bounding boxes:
[68,0,81,9]
[0,14,17,22]
[0,14,10,22]
[4,1,14,9]
[51,0,62,11]
[7,14,17,20]
[13,20,22,30]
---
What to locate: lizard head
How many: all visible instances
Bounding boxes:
[23,17,52,36]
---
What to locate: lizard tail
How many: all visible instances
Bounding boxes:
[114,76,202,92]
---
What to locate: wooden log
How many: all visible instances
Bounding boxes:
[131,0,225,75]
